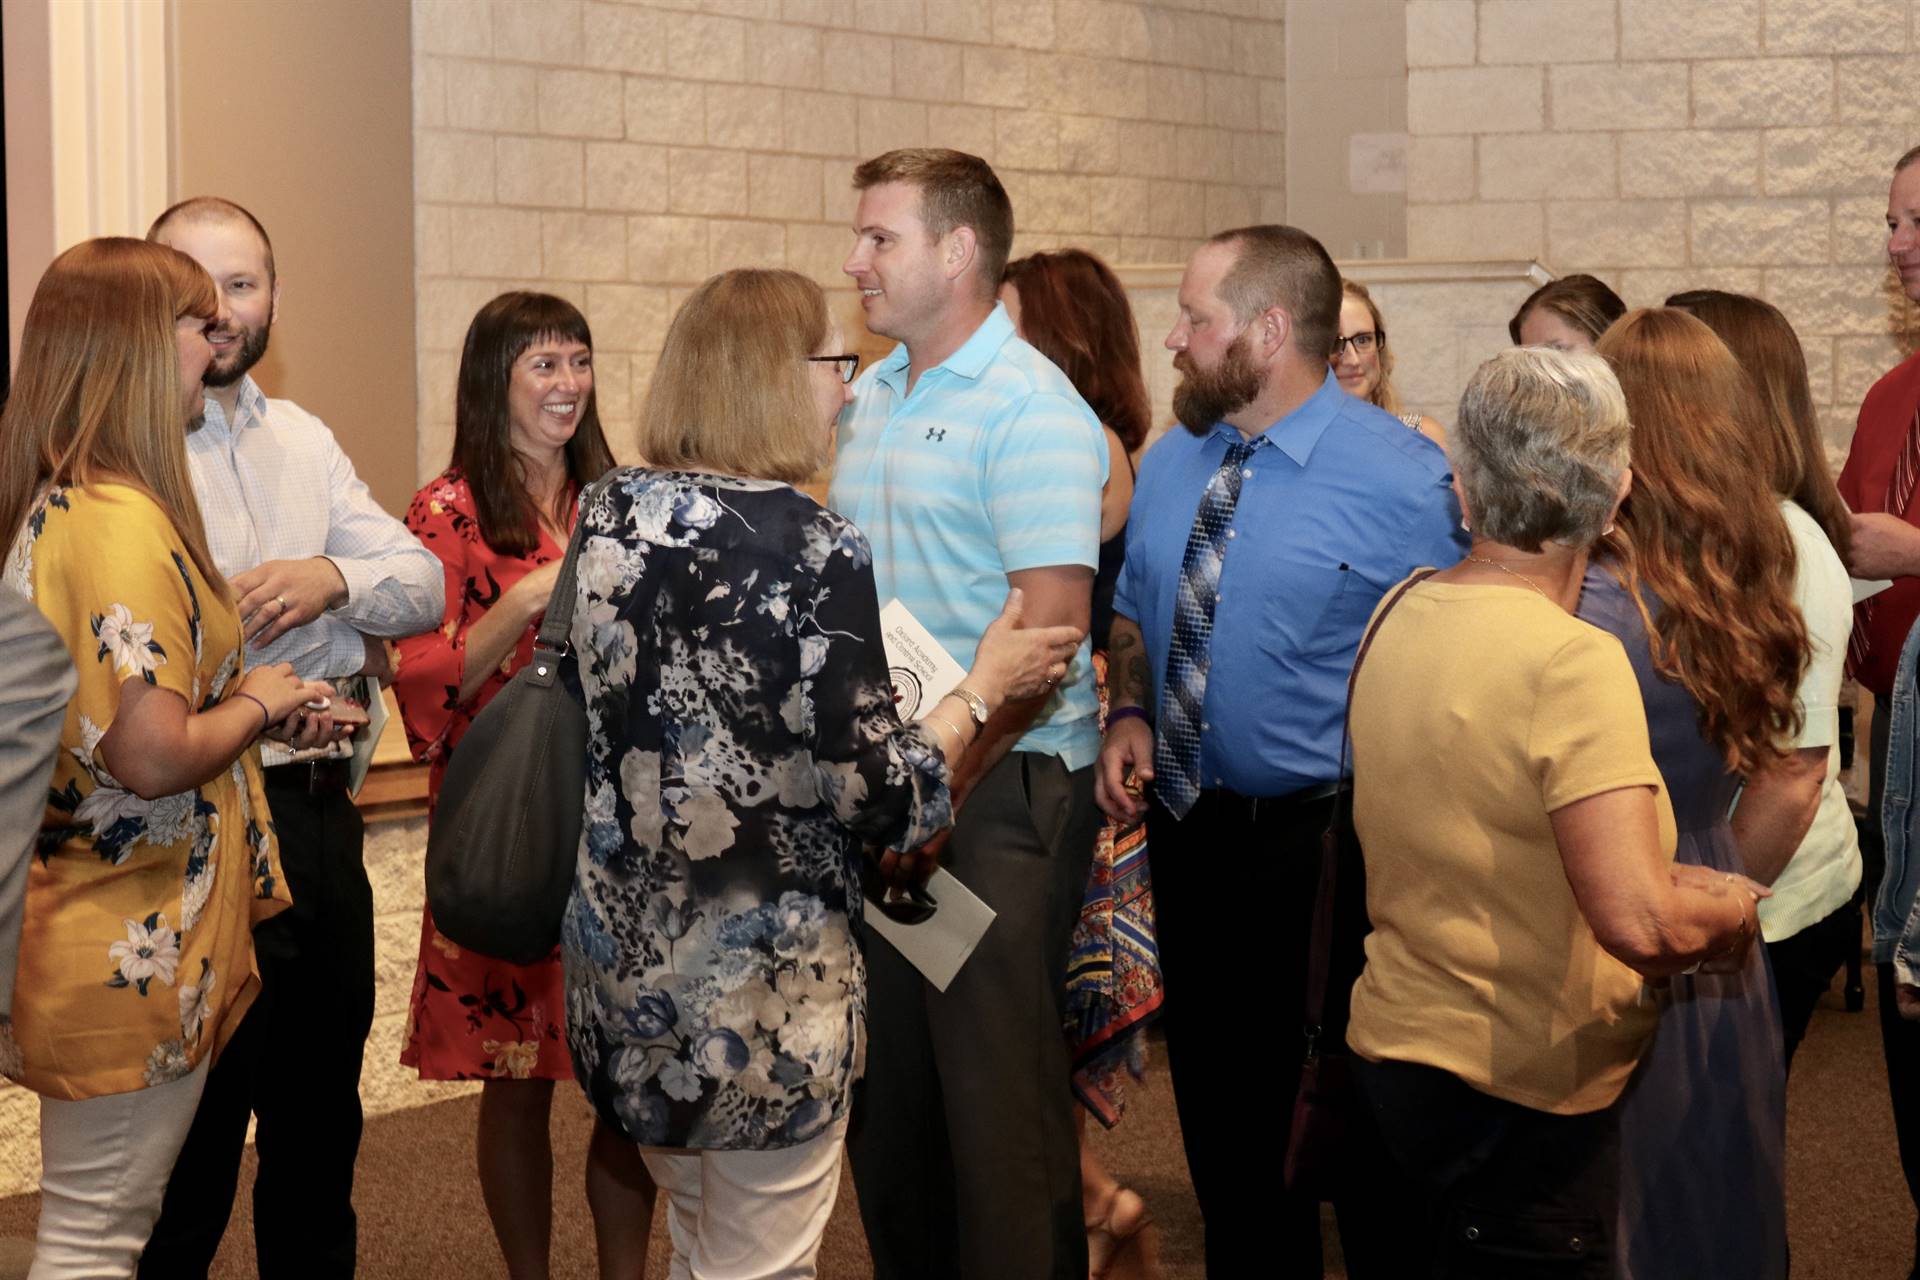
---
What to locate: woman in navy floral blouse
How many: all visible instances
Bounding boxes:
[561,269,1082,1277]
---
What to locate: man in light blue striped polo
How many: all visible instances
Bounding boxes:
[831,148,1108,1280]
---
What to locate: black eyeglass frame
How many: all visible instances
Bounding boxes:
[808,353,861,384]
[1330,330,1384,358]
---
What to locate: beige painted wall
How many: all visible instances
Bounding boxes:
[1403,0,1920,458]
[2,0,53,368]
[411,0,1289,480]
[171,0,419,516]
[1286,0,1409,260]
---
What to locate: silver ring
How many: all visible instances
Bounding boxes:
[275,594,288,612]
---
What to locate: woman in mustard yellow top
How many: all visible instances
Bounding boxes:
[1345,347,1765,1276]
[0,239,337,1279]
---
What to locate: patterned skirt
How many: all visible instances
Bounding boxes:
[1064,651,1167,1127]
[399,904,571,1081]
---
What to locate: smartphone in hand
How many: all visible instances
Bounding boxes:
[307,697,371,739]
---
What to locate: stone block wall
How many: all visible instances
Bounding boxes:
[1404,0,1920,452]
[412,0,1289,479]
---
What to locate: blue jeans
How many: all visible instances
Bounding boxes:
[1874,614,1920,977]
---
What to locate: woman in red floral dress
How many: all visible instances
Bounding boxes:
[394,292,653,1279]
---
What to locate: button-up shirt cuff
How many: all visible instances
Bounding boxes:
[326,553,374,611]
[325,620,375,680]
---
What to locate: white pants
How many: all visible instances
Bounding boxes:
[643,1114,850,1280]
[31,1057,209,1280]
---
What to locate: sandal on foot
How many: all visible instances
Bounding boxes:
[1087,1187,1163,1280]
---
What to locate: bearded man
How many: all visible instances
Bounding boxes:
[1093,225,1465,1277]
[140,197,441,1278]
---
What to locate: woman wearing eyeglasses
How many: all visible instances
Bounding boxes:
[559,268,1083,1278]
[1332,280,1445,446]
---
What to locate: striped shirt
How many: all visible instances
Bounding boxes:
[828,303,1107,768]
[186,376,443,763]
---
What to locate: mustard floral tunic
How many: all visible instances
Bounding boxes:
[3,484,288,1100]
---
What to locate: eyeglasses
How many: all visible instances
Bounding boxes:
[807,354,861,384]
[1331,330,1382,358]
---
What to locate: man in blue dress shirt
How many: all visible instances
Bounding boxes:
[1095,225,1465,1275]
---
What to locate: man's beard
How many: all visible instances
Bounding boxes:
[1172,329,1264,435]
[202,319,271,388]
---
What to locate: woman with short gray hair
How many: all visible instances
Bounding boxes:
[1344,346,1766,1274]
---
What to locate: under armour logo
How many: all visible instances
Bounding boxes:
[925,427,947,442]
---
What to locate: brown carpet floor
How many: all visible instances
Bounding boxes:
[1,970,1911,1278]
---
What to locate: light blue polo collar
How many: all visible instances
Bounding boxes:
[874,302,1016,398]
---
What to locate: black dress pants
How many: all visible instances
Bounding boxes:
[1764,897,1861,1071]
[849,752,1099,1280]
[1355,1057,1620,1278]
[140,766,375,1279]
[1145,787,1410,1279]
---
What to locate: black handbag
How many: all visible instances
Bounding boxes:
[1283,568,1436,1200]
[425,474,615,966]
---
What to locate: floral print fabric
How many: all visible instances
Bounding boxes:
[392,469,571,1080]
[4,484,287,1100]
[563,469,950,1151]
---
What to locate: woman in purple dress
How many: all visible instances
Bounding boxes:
[1584,308,1810,1279]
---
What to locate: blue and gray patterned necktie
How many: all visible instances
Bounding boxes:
[1155,437,1260,818]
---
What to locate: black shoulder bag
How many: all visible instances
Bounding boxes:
[425,474,617,965]
[1283,567,1437,1200]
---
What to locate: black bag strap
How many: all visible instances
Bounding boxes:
[526,472,620,687]
[1303,567,1439,1044]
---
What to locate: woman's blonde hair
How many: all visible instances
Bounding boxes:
[1340,279,1401,415]
[1665,289,1851,563]
[636,269,831,483]
[0,237,226,598]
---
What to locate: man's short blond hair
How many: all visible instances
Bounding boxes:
[852,148,1013,294]
[1204,225,1341,365]
[147,196,276,282]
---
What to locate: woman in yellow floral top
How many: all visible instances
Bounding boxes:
[0,239,337,1279]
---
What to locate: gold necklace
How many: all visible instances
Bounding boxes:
[1465,553,1551,601]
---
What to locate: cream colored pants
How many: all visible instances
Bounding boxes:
[30,1056,209,1280]
[643,1114,850,1280]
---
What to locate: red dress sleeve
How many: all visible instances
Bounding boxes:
[393,473,478,774]
[392,471,570,796]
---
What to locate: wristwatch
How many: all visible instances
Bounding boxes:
[952,685,990,727]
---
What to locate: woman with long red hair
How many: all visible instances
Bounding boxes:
[1586,307,1807,1280]
[1001,248,1163,1278]
[1667,289,1863,1073]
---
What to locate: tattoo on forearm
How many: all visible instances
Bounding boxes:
[1108,623,1151,708]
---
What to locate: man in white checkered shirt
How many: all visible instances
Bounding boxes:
[139,197,442,1279]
